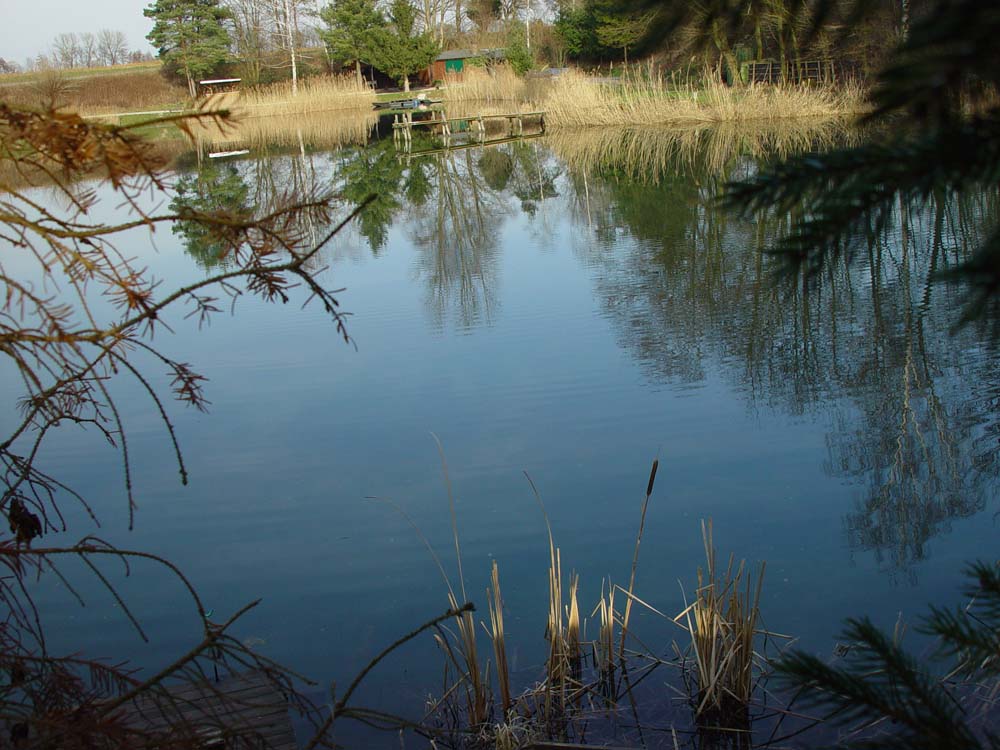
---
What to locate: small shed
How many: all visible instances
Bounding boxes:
[198,78,242,95]
[428,49,475,82]
[424,49,505,84]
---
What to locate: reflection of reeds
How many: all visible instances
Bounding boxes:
[677,520,765,730]
[187,109,378,152]
[547,122,859,183]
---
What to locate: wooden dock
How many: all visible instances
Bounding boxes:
[392,109,545,149]
[120,670,297,749]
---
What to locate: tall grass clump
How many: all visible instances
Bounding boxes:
[398,451,781,747]
[236,74,375,116]
[534,69,866,129]
[677,520,766,733]
[487,560,512,715]
[442,65,527,106]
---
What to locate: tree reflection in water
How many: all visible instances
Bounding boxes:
[333,138,561,327]
[174,124,998,580]
[549,125,1000,581]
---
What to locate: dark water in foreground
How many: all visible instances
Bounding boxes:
[6,123,999,744]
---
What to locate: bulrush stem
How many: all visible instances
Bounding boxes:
[620,459,659,660]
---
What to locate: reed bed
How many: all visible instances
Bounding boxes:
[676,520,766,731]
[535,70,865,129]
[442,65,528,106]
[234,74,375,116]
[392,455,785,748]
[442,66,864,130]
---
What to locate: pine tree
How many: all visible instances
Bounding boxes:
[368,0,439,92]
[776,562,1000,748]
[144,0,232,98]
[319,0,384,85]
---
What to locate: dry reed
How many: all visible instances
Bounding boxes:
[234,74,375,116]
[536,70,865,129]
[620,460,659,659]
[440,66,864,130]
[442,65,528,106]
[676,520,766,729]
[487,559,512,715]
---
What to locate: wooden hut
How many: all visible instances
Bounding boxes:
[423,49,505,84]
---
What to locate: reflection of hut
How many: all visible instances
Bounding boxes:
[423,49,505,84]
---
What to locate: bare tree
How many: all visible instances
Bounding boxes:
[80,31,98,67]
[97,28,128,65]
[52,32,81,68]
[226,0,270,83]
[270,0,303,93]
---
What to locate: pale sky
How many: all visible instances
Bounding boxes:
[1,0,156,66]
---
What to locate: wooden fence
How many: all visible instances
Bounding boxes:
[742,59,862,85]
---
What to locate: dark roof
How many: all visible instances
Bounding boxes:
[436,49,475,61]
[434,48,505,61]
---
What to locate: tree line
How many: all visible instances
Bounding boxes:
[2,0,925,84]
[10,31,154,74]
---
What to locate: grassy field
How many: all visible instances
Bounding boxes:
[0,61,189,113]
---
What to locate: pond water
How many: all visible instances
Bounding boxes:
[7,120,1000,745]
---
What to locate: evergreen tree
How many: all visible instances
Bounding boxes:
[144,0,232,98]
[319,0,384,85]
[777,562,1000,748]
[719,0,1000,324]
[368,0,439,92]
[554,4,600,61]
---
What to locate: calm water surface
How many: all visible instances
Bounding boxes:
[9,123,1000,740]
